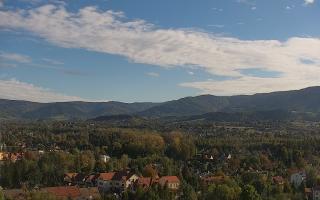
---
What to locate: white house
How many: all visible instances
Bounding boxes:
[97,171,139,193]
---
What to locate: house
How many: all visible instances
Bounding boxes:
[97,172,115,192]
[272,176,285,185]
[85,174,99,187]
[158,176,180,190]
[64,173,78,185]
[43,186,81,199]
[290,171,306,188]
[97,171,139,193]
[73,173,88,186]
[313,186,320,200]
[135,177,152,190]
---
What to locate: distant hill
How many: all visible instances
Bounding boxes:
[139,86,320,117]
[1,86,320,120]
[0,100,157,120]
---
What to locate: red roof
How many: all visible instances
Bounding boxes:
[272,176,284,184]
[45,186,81,198]
[98,172,115,181]
[159,176,180,186]
[137,177,152,187]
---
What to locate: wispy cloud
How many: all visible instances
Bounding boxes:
[207,24,225,28]
[42,58,64,65]
[237,0,256,6]
[146,72,159,77]
[0,5,319,95]
[188,71,194,75]
[304,0,315,5]
[212,7,223,12]
[0,51,85,76]
[0,78,86,102]
[0,52,32,63]
[29,63,87,76]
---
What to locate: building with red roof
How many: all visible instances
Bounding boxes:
[97,171,139,193]
[158,176,180,190]
[44,186,81,199]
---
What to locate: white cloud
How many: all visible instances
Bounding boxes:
[0,5,319,95]
[146,72,159,77]
[237,0,256,6]
[180,76,320,96]
[0,52,31,63]
[188,71,194,75]
[212,8,223,12]
[304,0,315,5]
[207,24,225,28]
[0,79,86,102]
[42,58,64,65]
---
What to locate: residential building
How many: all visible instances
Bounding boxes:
[64,173,78,185]
[44,186,81,199]
[290,171,306,188]
[158,176,180,190]
[134,177,152,190]
[97,171,139,193]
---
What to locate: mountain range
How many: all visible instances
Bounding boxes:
[1,86,320,120]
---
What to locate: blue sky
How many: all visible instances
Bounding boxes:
[0,0,319,102]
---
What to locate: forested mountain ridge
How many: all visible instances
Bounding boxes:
[1,86,320,120]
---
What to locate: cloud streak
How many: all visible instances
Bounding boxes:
[146,72,160,77]
[0,79,86,102]
[0,5,319,95]
[304,0,315,5]
[0,52,32,63]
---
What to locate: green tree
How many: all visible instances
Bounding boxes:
[240,185,261,200]
[180,183,197,200]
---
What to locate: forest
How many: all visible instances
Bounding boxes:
[1,119,320,200]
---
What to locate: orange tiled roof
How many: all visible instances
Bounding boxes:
[159,176,180,186]
[45,186,81,198]
[137,177,152,187]
[99,172,115,181]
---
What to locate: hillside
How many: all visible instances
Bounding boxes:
[1,86,320,120]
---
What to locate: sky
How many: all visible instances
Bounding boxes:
[0,0,319,103]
